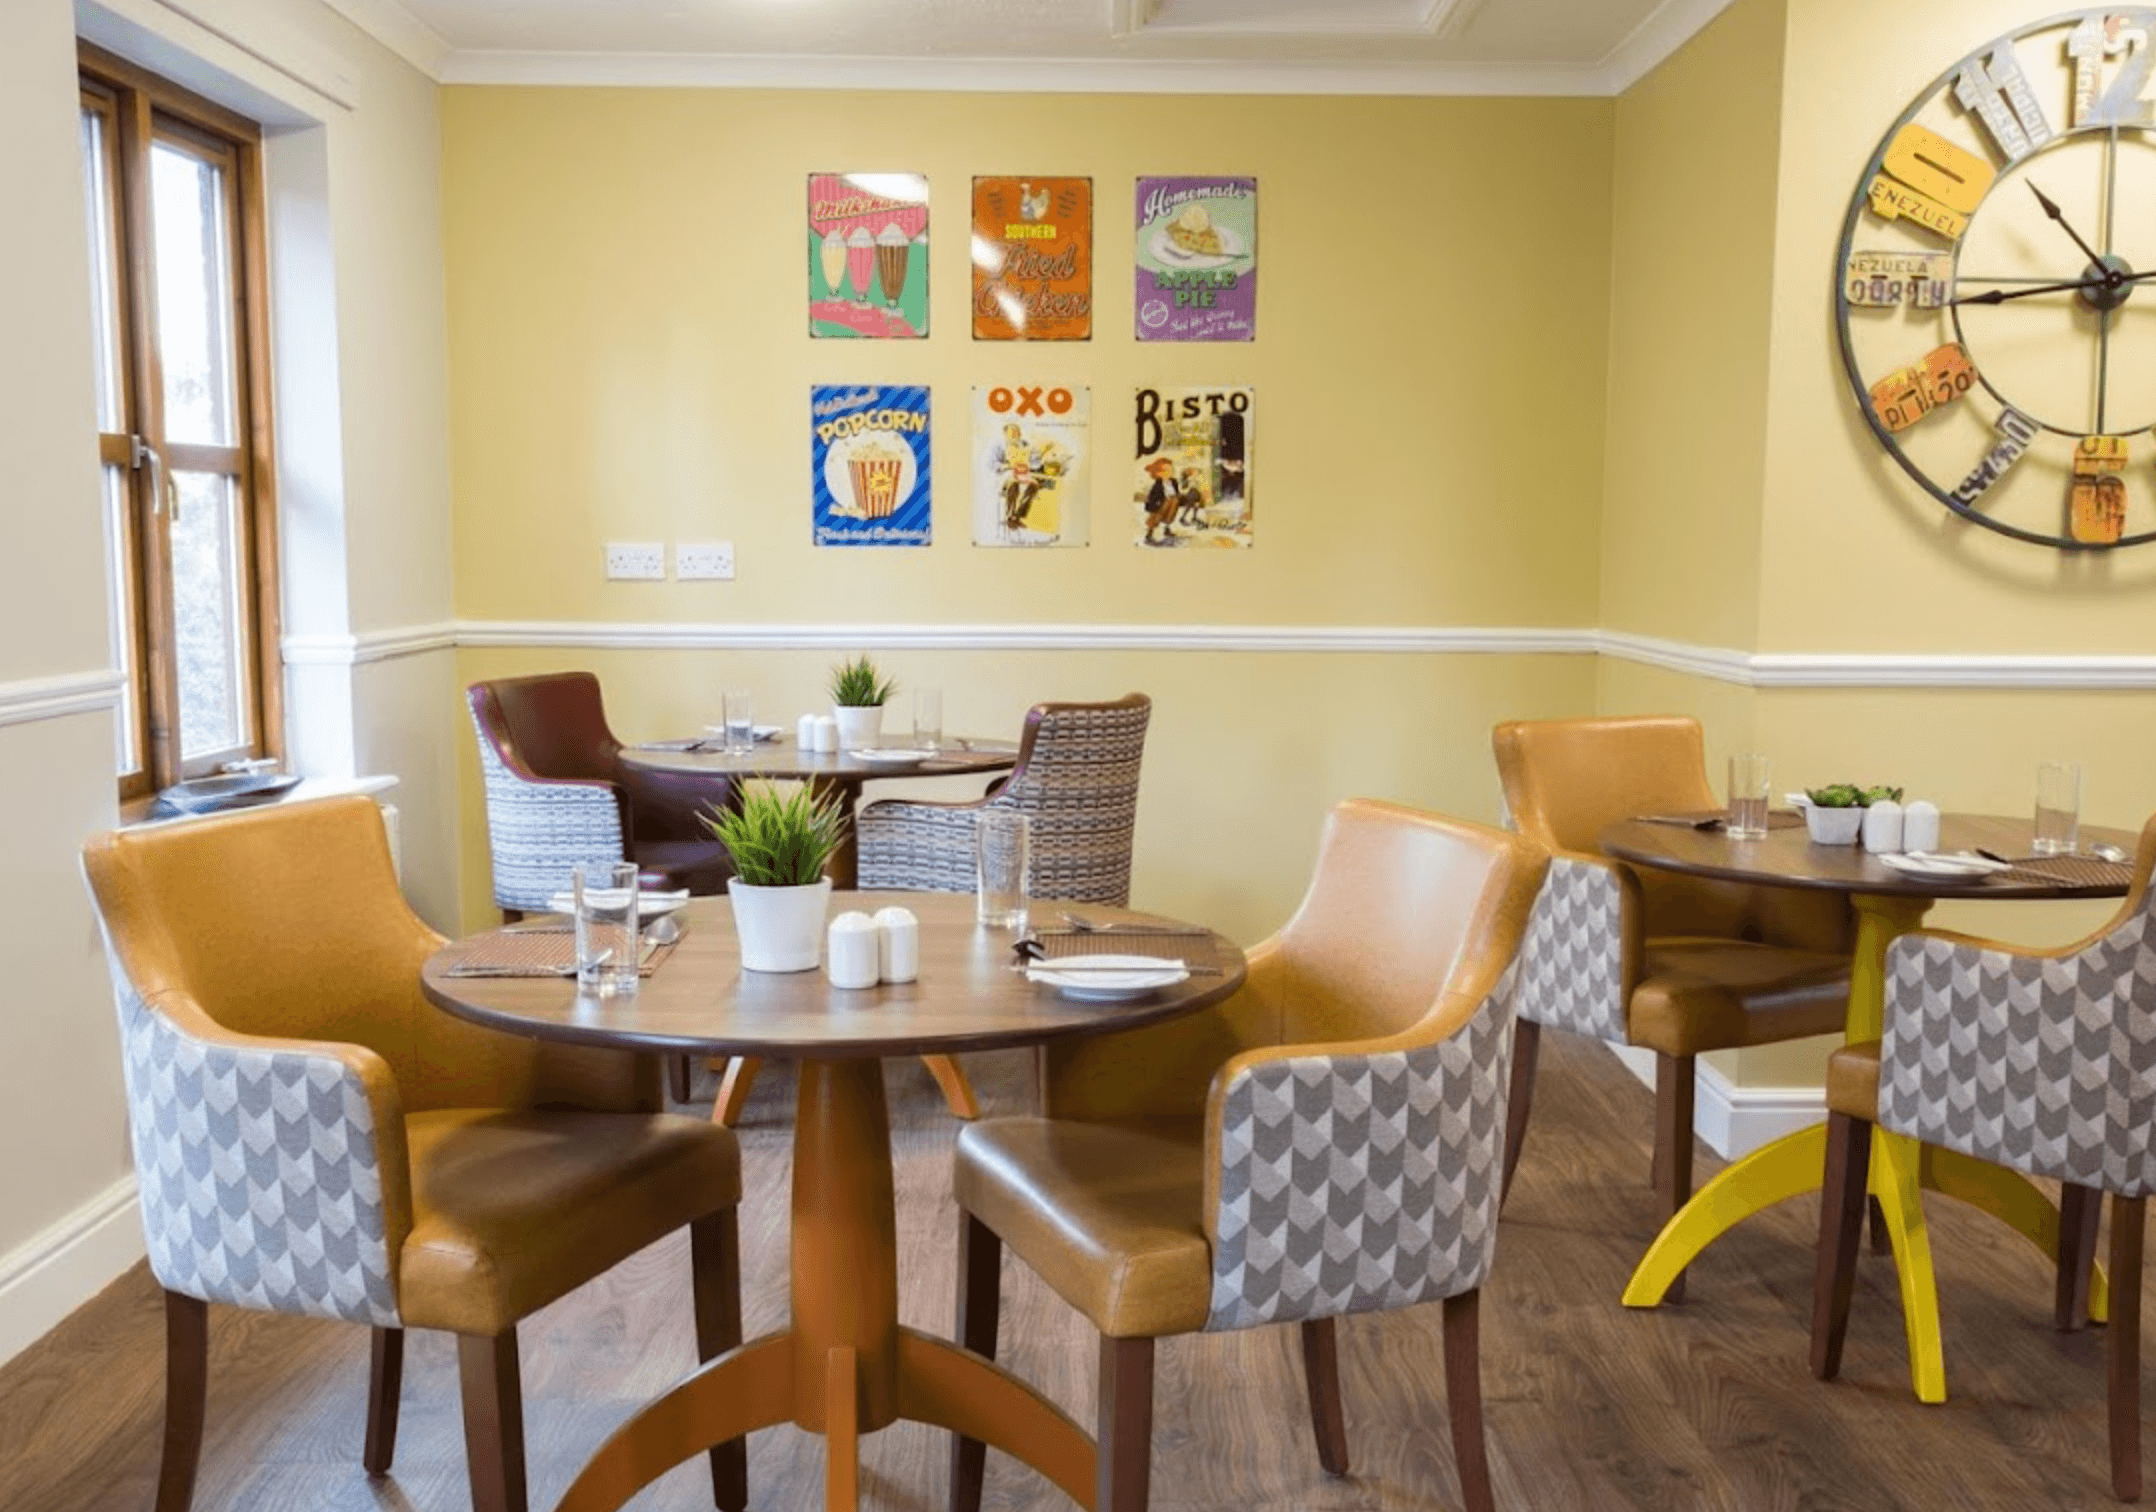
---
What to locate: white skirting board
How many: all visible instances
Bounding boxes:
[0,1176,144,1371]
[1604,1044,1827,1159]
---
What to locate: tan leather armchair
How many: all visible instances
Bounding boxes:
[1493,716,1853,1298]
[82,797,747,1512]
[947,800,1546,1512]
[1813,813,2156,1500]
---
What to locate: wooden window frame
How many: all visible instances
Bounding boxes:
[80,43,282,802]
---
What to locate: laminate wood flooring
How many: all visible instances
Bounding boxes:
[0,1034,2143,1511]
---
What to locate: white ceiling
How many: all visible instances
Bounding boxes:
[325,0,1738,94]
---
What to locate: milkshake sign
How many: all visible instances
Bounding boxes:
[1134,177,1256,343]
[971,177,1093,341]
[810,385,932,547]
[809,173,929,340]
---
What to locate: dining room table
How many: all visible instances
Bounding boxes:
[622,734,1020,889]
[420,890,1247,1512]
[1603,811,2139,1404]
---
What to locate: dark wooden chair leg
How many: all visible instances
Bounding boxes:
[1654,1052,1696,1304]
[950,1211,1003,1512]
[1096,1335,1155,1512]
[500,908,524,924]
[1811,1112,1872,1382]
[1867,1195,1892,1255]
[156,1291,208,1512]
[691,1211,748,1512]
[669,1054,695,1105]
[457,1329,528,1512]
[712,1056,763,1128]
[2110,1195,2145,1502]
[1500,1019,1540,1210]
[2058,1182,2103,1333]
[364,1327,404,1476]
[1443,1290,1494,1512]
[1300,1318,1350,1476]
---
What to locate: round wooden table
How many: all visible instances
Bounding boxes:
[422,891,1246,1512]
[1603,812,2137,1404]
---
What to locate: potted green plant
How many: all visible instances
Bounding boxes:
[829,652,898,751]
[701,781,848,971]
[1802,784,1901,845]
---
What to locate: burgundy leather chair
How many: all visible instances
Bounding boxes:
[467,673,735,910]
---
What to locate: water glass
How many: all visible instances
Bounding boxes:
[1726,754,1771,840]
[574,861,641,995]
[2034,760,2082,855]
[975,811,1030,930]
[915,686,943,751]
[723,688,755,755]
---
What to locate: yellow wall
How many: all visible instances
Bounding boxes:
[1599,0,1785,650]
[440,87,1616,935]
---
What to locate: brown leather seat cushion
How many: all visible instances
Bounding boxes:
[634,842,734,897]
[398,1108,740,1336]
[1826,1040,1881,1121]
[954,1116,1212,1340]
[1625,938,1851,1059]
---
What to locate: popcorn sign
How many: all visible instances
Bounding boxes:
[810,384,932,547]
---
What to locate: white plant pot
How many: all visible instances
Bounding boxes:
[831,703,884,750]
[1805,806,1866,846]
[727,877,832,972]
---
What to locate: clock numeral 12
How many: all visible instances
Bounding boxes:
[2069,14,2156,127]
[2070,434,2131,544]
[1954,43,2055,160]
[1869,344,1976,433]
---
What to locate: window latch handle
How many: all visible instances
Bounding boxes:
[129,435,177,522]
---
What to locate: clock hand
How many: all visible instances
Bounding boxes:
[2028,181,2116,278]
[1949,268,2156,305]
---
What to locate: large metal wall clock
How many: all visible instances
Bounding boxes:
[1836,8,2156,549]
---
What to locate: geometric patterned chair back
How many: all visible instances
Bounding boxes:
[1203,802,1543,1331]
[467,679,630,912]
[1880,859,2156,1198]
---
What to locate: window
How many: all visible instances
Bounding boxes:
[79,45,281,800]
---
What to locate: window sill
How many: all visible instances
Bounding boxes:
[118,774,399,830]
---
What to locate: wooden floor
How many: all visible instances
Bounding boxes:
[1,1033,2144,1511]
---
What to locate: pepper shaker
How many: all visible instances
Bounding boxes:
[1862,798,1904,853]
[873,906,919,983]
[826,911,880,989]
[1902,799,1940,853]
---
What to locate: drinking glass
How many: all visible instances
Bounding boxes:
[915,686,943,751]
[723,688,755,755]
[574,861,641,995]
[2034,760,2082,855]
[1726,754,1771,840]
[975,811,1030,930]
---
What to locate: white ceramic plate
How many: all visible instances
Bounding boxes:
[1874,851,2007,881]
[545,889,691,919]
[1026,953,1191,1002]
[849,748,939,764]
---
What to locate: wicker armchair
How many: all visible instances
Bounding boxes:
[856,693,1151,904]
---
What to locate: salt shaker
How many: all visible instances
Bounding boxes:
[826,911,880,989]
[812,716,839,753]
[1862,798,1904,853]
[1902,799,1941,853]
[796,713,819,750]
[873,906,919,983]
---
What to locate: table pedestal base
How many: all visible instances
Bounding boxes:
[557,1059,1092,1512]
[1618,893,2109,1404]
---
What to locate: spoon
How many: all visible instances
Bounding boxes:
[645,913,683,945]
[2088,841,2131,864]
[1058,910,1186,934]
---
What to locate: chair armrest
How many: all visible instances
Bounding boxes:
[854,797,993,893]
[474,741,627,910]
[1511,849,1638,1043]
[119,982,412,1326]
[1199,967,1517,1332]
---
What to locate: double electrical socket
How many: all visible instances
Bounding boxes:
[603,540,736,581]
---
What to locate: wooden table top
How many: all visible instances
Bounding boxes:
[1601,812,2141,900]
[620,735,1019,784]
[421,891,1246,1060]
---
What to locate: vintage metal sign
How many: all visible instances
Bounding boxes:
[809,173,929,339]
[810,384,932,546]
[972,177,1092,341]
[1134,177,1256,342]
[1132,385,1253,548]
[973,384,1090,547]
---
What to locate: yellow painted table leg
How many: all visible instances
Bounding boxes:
[1871,1129,1947,1404]
[1921,1146,2111,1324]
[1622,1125,1828,1308]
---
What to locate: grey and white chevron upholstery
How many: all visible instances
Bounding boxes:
[1512,855,1628,1043]
[1879,903,2156,1198]
[104,946,402,1326]
[1205,969,1516,1332]
[469,705,626,911]
[856,698,1150,904]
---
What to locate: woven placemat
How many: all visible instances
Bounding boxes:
[1997,855,2137,889]
[445,932,679,978]
[1026,928,1226,972]
[1635,809,1805,831]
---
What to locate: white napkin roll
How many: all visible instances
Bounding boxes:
[873,906,920,983]
[826,911,880,989]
